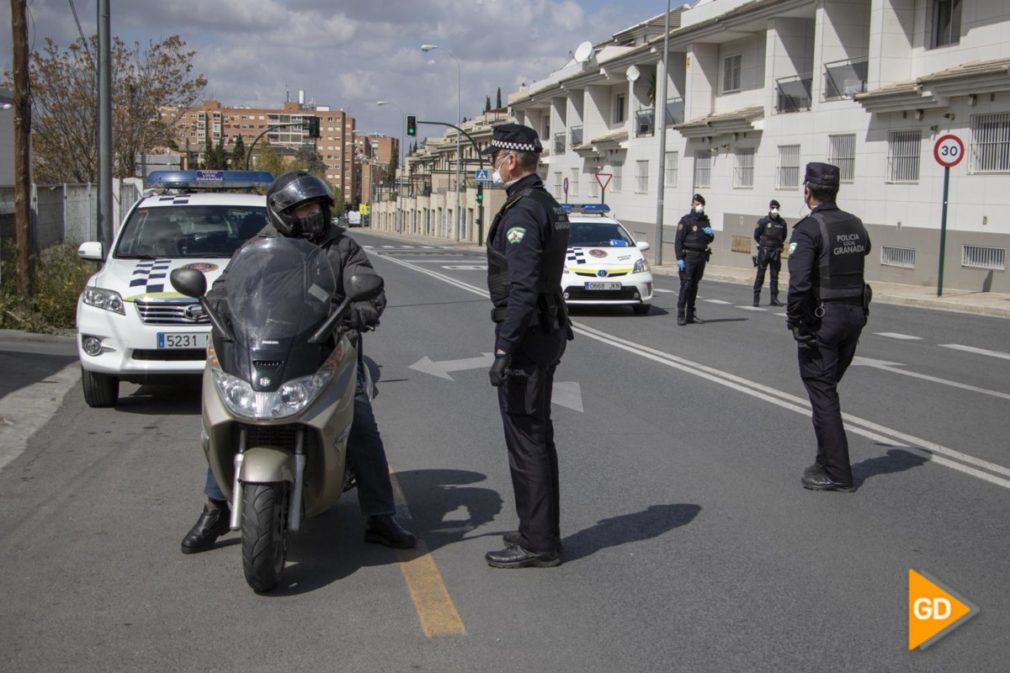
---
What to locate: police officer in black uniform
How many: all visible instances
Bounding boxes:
[674,194,715,326]
[787,162,871,492]
[753,199,788,306]
[483,123,572,568]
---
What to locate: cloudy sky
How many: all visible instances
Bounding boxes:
[2,0,676,142]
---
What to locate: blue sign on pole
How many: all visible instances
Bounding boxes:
[475,169,490,183]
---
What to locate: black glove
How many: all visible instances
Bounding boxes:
[489,353,509,387]
[789,324,817,349]
[348,301,380,331]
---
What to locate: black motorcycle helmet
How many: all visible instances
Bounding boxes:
[266,171,334,242]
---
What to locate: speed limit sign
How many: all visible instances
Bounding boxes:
[934,134,964,168]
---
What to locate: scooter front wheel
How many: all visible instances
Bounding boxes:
[241,482,289,593]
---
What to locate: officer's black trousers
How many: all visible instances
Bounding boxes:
[677,251,707,313]
[496,329,566,554]
[797,303,866,484]
[753,248,782,299]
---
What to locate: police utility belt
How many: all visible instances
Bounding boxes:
[491,296,567,330]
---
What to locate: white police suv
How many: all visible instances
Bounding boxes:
[76,170,273,407]
[560,203,654,315]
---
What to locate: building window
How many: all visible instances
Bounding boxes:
[569,168,580,197]
[777,145,800,189]
[665,151,678,188]
[928,0,961,49]
[722,54,742,94]
[733,149,754,188]
[961,245,1006,271]
[554,171,563,199]
[969,112,1010,174]
[614,94,626,124]
[694,151,711,189]
[887,130,921,183]
[612,162,623,193]
[635,160,649,193]
[881,246,916,269]
[828,134,856,182]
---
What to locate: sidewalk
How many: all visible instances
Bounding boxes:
[358,229,1010,320]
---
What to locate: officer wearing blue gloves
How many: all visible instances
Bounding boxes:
[674,194,715,325]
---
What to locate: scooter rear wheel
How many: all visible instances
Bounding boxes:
[241,482,289,593]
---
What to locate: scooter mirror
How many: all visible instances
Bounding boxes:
[346,273,383,302]
[170,268,208,298]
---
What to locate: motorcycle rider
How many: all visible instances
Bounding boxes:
[181,171,416,553]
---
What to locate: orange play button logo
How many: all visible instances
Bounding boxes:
[908,569,978,650]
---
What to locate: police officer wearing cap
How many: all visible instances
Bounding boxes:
[674,193,715,326]
[787,162,871,492]
[753,199,788,307]
[482,123,573,568]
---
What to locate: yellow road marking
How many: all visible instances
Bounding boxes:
[389,470,466,637]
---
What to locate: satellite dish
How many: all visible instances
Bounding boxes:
[626,65,640,82]
[573,41,593,64]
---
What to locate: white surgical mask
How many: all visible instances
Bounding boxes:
[491,169,504,185]
[770,208,779,216]
[694,205,704,214]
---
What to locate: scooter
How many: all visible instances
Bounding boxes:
[170,236,382,593]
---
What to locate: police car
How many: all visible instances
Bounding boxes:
[75,170,273,407]
[561,203,654,315]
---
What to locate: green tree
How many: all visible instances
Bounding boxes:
[496,87,502,109]
[251,144,286,176]
[385,155,397,183]
[6,34,206,182]
[230,136,246,168]
[204,136,228,169]
[294,144,326,177]
[484,95,491,113]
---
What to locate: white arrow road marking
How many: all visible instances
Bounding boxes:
[940,344,1010,362]
[704,299,732,305]
[874,332,923,340]
[409,353,494,380]
[374,249,1010,489]
[851,356,1010,401]
[552,382,583,413]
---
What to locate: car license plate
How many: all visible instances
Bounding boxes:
[584,281,622,291]
[157,332,208,349]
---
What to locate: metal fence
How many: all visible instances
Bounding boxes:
[0,179,142,250]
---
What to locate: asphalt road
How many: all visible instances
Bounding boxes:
[0,231,1007,672]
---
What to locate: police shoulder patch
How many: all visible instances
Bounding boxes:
[506,227,527,244]
[677,223,684,231]
[789,241,799,254]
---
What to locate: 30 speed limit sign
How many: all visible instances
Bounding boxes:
[933,134,964,168]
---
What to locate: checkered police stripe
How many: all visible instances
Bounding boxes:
[129,259,172,293]
[567,247,587,265]
[491,139,538,153]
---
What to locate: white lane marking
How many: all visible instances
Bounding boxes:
[851,357,1010,402]
[738,306,765,311]
[0,363,81,473]
[704,299,732,305]
[372,251,1010,490]
[441,265,487,271]
[775,312,788,318]
[940,344,1010,362]
[874,332,923,341]
[654,288,675,294]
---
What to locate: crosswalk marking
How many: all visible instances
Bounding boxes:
[875,332,923,341]
[653,288,675,294]
[738,306,765,311]
[940,344,1010,362]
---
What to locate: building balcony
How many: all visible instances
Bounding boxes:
[635,109,654,137]
[824,58,868,100]
[664,97,685,125]
[569,125,584,148]
[775,74,813,113]
[554,132,566,155]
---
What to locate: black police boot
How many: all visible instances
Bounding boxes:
[677,310,687,326]
[769,294,783,307]
[801,465,856,492]
[364,514,417,549]
[503,530,521,545]
[686,310,703,324]
[753,292,761,307]
[181,500,231,554]
[485,545,561,569]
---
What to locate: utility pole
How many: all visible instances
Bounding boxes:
[97,0,112,248]
[12,0,33,298]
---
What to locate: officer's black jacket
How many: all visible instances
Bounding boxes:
[487,173,565,354]
[786,202,870,326]
[674,210,715,259]
[754,214,788,248]
[205,223,386,325]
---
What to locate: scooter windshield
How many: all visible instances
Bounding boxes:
[224,237,337,346]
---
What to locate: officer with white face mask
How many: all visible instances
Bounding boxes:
[674,193,714,325]
[753,199,788,306]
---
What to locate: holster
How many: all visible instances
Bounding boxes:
[863,283,873,319]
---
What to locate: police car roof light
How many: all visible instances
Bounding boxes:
[145,170,275,190]
[560,203,611,214]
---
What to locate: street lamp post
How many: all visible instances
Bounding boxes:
[376,100,404,234]
[421,43,462,242]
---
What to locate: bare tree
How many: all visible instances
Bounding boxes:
[5,35,206,183]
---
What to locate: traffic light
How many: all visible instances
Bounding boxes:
[406,115,416,137]
[306,116,320,138]
[476,183,484,203]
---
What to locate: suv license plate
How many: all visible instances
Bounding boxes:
[157,332,208,349]
[585,282,622,291]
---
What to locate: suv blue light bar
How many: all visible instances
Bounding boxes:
[145,170,274,190]
[560,203,611,214]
